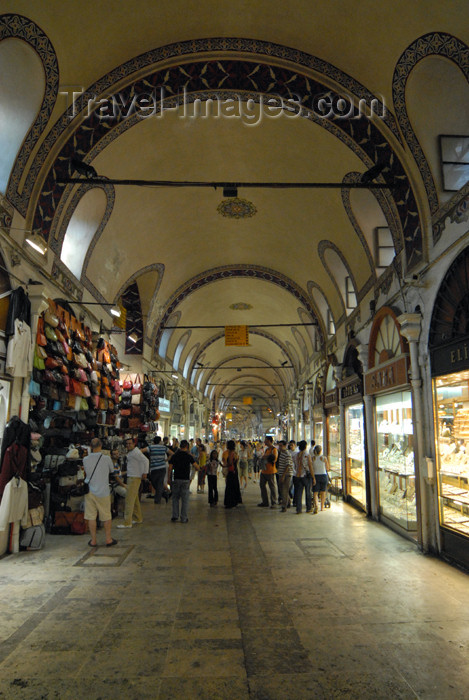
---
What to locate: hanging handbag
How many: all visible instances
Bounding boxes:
[34,352,46,371]
[120,408,131,417]
[44,308,59,328]
[131,375,142,395]
[36,317,47,346]
[131,393,141,405]
[122,375,132,391]
[29,378,41,397]
[131,405,141,416]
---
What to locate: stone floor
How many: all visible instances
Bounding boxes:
[0,482,468,699]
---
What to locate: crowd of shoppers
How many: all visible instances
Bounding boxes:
[83,434,331,545]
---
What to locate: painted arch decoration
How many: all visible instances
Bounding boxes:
[19,38,424,270]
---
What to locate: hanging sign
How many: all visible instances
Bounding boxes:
[225,325,249,346]
[113,303,127,330]
[243,396,253,404]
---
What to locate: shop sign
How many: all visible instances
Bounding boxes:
[159,398,171,413]
[339,377,362,402]
[431,338,469,376]
[324,388,338,410]
[364,356,409,395]
[225,325,249,346]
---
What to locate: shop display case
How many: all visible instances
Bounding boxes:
[327,413,341,494]
[434,370,469,537]
[345,404,366,507]
[376,391,417,530]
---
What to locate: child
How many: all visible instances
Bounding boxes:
[206,449,219,507]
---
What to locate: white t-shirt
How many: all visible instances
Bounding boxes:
[126,447,149,478]
[312,455,327,475]
[83,452,114,498]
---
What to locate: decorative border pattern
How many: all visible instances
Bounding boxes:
[112,262,165,344]
[392,32,469,216]
[153,264,318,349]
[50,260,83,301]
[432,182,469,244]
[1,14,59,216]
[317,240,358,322]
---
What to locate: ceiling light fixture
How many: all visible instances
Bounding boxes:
[110,307,121,317]
[25,232,48,255]
[128,332,139,343]
[172,373,179,379]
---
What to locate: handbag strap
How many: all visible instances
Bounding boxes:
[85,453,102,485]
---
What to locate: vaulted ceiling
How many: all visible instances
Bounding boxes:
[1,1,468,420]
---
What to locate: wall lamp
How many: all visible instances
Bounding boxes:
[25,232,48,255]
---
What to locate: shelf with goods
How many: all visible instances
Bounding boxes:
[117,373,160,434]
[434,369,469,537]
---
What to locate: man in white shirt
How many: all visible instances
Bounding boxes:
[117,437,148,528]
[83,437,116,547]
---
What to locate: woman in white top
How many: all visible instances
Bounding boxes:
[311,444,330,513]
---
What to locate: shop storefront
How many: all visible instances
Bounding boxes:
[430,246,469,568]
[365,309,417,536]
[157,397,171,437]
[338,345,367,511]
[324,381,341,495]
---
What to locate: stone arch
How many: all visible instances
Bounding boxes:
[25,40,420,269]
[318,241,359,321]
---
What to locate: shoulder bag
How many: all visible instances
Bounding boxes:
[83,454,102,494]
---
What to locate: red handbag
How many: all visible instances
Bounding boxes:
[120,408,131,417]
[122,375,132,390]
[131,375,142,395]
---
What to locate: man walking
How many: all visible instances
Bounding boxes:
[277,440,294,511]
[143,436,168,504]
[117,437,148,529]
[83,437,117,547]
[167,440,199,523]
[258,436,278,508]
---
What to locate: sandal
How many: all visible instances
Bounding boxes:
[88,540,97,547]
[106,538,118,547]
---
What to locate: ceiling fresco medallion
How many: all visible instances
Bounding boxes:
[217,198,257,219]
[229,302,253,310]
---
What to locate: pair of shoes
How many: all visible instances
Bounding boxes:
[296,511,302,515]
[171,517,178,522]
[88,540,97,547]
[270,505,276,509]
[180,518,188,523]
[306,510,312,514]
[313,507,318,514]
[106,538,118,547]
[132,520,143,524]
[257,503,268,507]
[281,507,287,512]
[117,524,132,529]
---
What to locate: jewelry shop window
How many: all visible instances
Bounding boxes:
[345,403,366,507]
[434,370,469,538]
[376,391,416,531]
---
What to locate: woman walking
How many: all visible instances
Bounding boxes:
[312,444,329,512]
[197,443,207,493]
[223,440,242,508]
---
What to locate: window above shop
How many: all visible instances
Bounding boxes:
[439,135,469,192]
[374,227,395,270]
[345,277,357,310]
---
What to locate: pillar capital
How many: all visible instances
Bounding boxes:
[397,313,422,344]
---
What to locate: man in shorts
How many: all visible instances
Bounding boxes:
[83,437,117,547]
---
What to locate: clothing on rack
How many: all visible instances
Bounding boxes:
[0,416,31,482]
[0,443,29,498]
[5,286,31,337]
[6,319,34,377]
[0,476,28,531]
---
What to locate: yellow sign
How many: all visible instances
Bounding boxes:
[226,412,232,419]
[113,303,127,330]
[243,396,253,404]
[225,325,249,346]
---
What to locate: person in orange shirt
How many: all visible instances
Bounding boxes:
[257,436,278,508]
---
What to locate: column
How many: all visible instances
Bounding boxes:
[397,313,433,553]
[357,343,378,520]
[292,399,300,442]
